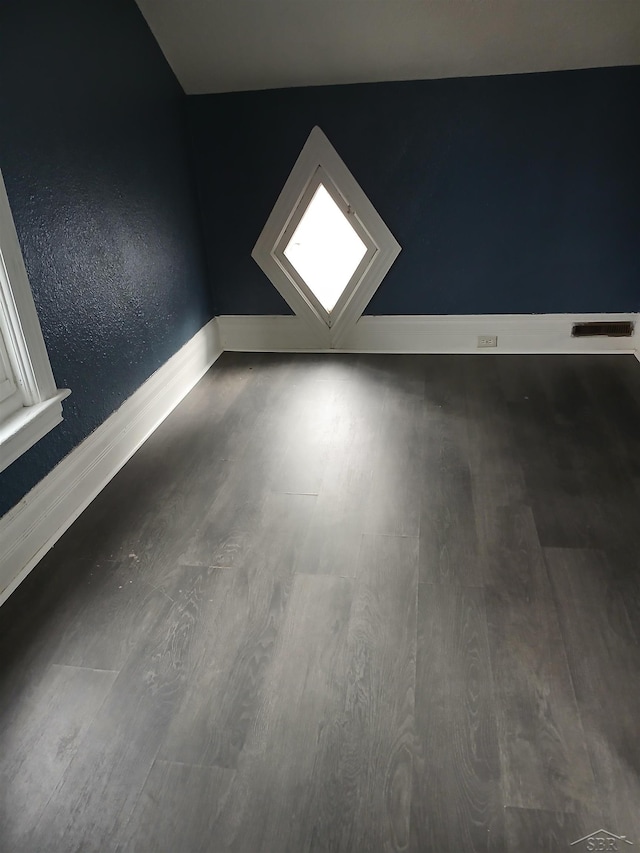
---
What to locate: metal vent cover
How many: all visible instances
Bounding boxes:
[571,321,635,338]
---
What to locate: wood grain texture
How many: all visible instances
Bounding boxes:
[48,558,179,671]
[485,578,596,815]
[412,583,503,852]
[545,547,640,842]
[287,534,418,853]
[0,664,117,852]
[161,493,316,769]
[335,533,417,852]
[483,513,595,815]
[117,761,235,853]
[420,463,481,586]
[364,391,425,537]
[506,356,637,551]
[26,564,215,853]
[177,459,265,570]
[2,353,640,852]
[463,357,522,479]
[210,572,353,853]
[503,807,587,852]
[154,566,250,769]
[422,356,470,470]
[602,545,640,645]
[74,353,260,570]
[476,502,553,602]
[294,368,382,577]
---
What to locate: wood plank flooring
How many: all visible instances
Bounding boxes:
[2,352,640,852]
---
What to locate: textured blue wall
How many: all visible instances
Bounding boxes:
[0,0,212,517]
[188,66,640,316]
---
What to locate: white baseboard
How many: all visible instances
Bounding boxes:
[218,313,638,354]
[0,318,222,605]
[3,310,638,606]
[218,315,316,351]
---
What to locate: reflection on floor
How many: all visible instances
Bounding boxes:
[2,352,640,852]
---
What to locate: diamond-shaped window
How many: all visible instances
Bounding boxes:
[252,127,401,347]
[283,180,368,314]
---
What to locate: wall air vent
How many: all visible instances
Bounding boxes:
[571,321,635,338]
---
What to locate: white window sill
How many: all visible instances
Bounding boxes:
[0,389,71,474]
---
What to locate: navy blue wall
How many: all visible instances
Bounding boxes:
[0,0,212,517]
[188,66,640,317]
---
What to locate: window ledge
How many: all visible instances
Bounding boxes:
[0,389,71,474]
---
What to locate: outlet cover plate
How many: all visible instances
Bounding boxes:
[477,335,498,348]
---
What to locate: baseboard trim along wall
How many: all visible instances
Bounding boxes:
[0,318,222,606]
[2,310,639,606]
[218,313,639,354]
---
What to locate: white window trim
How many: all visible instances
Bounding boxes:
[0,169,70,475]
[276,166,376,325]
[252,126,401,348]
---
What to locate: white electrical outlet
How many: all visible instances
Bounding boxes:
[477,335,498,348]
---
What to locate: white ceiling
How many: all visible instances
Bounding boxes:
[135,0,640,95]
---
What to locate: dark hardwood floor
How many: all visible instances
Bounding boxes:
[2,352,640,852]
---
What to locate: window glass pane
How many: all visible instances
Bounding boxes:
[284,183,367,312]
